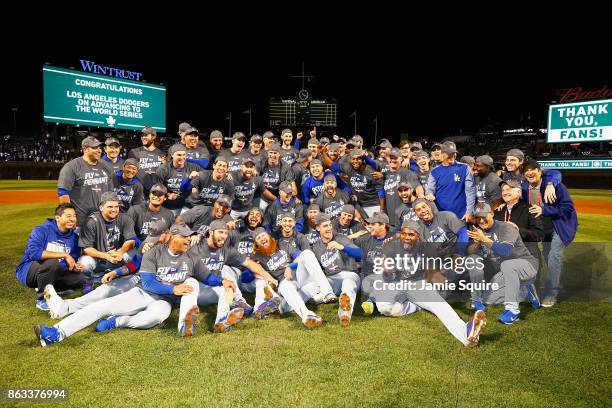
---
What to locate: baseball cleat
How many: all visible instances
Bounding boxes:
[96,316,117,332]
[525,283,541,309]
[302,313,322,329]
[339,293,352,327]
[44,284,68,319]
[214,307,244,333]
[310,292,326,306]
[361,300,374,315]
[498,309,520,325]
[541,296,556,308]
[179,306,199,337]
[254,297,281,319]
[471,300,487,313]
[324,293,337,303]
[231,298,253,317]
[35,299,49,311]
[34,324,60,347]
[82,283,94,295]
[466,310,487,347]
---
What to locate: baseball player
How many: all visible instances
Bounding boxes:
[187,155,234,207]
[154,144,200,215]
[425,141,476,221]
[190,220,279,319]
[227,208,264,256]
[113,158,144,213]
[178,194,234,235]
[262,131,277,152]
[258,143,296,211]
[467,203,540,324]
[411,198,489,307]
[207,130,225,165]
[355,212,398,314]
[58,135,114,229]
[78,191,138,293]
[393,181,420,231]
[316,174,352,219]
[16,203,84,311]
[280,128,300,166]
[128,126,165,191]
[251,228,333,328]
[370,219,487,347]
[222,132,248,173]
[263,181,304,233]
[101,136,124,172]
[311,214,362,326]
[328,148,384,218]
[413,150,431,193]
[302,159,350,205]
[34,222,224,347]
[230,157,275,219]
[381,148,422,228]
[430,143,442,168]
[331,204,367,239]
[245,134,266,169]
[43,220,170,320]
[167,125,210,170]
[302,203,322,245]
[126,183,175,242]
[473,155,503,208]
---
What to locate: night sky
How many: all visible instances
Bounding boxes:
[1,43,608,145]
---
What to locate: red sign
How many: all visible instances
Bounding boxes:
[555,85,612,103]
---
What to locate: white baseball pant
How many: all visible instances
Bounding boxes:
[54,278,200,339]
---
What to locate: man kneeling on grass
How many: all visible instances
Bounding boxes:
[34,222,237,346]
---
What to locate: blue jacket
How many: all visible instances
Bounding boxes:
[15,219,81,285]
[426,162,476,219]
[521,181,578,246]
[302,170,351,205]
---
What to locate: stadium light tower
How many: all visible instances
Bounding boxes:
[11,107,18,138]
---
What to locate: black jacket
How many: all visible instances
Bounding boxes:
[494,200,544,261]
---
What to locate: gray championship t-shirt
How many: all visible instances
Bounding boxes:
[251,249,292,281]
[473,220,538,271]
[189,241,247,274]
[383,168,418,228]
[138,245,211,302]
[274,232,311,259]
[340,162,383,208]
[58,158,115,226]
[127,203,175,241]
[311,234,359,276]
[418,211,465,256]
[475,172,502,205]
[231,172,265,212]
[259,162,295,201]
[317,189,351,220]
[78,212,136,252]
[188,170,234,207]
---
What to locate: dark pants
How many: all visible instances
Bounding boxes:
[26,259,86,299]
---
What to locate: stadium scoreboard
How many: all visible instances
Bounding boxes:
[269,97,337,127]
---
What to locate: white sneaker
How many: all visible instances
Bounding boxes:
[44,284,68,319]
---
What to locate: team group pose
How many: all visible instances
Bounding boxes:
[16,124,577,348]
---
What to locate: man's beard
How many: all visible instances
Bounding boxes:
[255,237,277,257]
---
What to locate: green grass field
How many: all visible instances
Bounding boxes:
[0,182,610,407]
